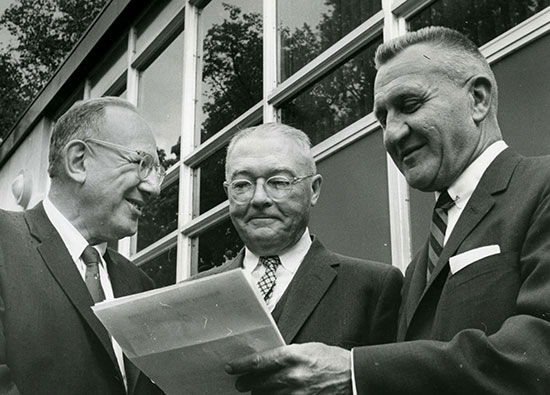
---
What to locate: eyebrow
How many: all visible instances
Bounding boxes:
[229,167,295,180]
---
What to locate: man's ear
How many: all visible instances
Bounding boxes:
[63,140,87,183]
[469,75,494,124]
[310,174,323,206]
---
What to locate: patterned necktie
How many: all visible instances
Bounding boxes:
[257,256,281,302]
[81,245,106,303]
[427,191,455,279]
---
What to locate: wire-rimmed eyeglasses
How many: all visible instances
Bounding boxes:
[224,174,315,203]
[84,138,166,184]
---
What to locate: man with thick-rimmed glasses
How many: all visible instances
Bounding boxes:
[195,122,403,351]
[0,97,165,395]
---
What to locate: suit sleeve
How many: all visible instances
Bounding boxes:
[352,182,550,394]
[366,266,403,345]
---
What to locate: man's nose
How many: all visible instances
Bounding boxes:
[384,113,410,147]
[138,175,162,201]
[250,179,272,206]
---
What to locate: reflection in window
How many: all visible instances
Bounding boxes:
[409,0,550,46]
[197,0,263,143]
[310,130,391,263]
[278,0,381,82]
[139,245,177,288]
[138,32,184,169]
[197,218,243,273]
[137,179,179,251]
[197,147,227,215]
[279,36,382,146]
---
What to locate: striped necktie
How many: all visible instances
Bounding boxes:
[427,191,455,280]
[257,256,280,302]
[81,245,106,304]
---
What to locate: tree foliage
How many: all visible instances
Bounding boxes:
[0,0,107,142]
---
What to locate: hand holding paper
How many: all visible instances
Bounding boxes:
[93,269,285,395]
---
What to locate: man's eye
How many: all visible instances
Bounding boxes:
[268,178,291,190]
[402,100,421,113]
[232,180,252,192]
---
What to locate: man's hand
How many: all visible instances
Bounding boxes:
[225,342,352,395]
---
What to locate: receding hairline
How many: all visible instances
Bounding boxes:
[225,123,316,179]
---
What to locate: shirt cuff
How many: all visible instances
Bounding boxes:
[351,348,358,395]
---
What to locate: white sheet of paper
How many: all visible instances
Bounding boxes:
[93,269,285,395]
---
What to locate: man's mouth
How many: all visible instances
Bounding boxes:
[400,144,424,162]
[126,198,144,215]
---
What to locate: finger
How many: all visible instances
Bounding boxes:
[226,346,290,375]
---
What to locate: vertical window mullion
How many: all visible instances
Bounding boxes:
[382,0,411,273]
[177,2,201,281]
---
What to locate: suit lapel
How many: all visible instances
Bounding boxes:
[404,149,520,334]
[403,243,429,329]
[25,204,122,379]
[276,238,337,343]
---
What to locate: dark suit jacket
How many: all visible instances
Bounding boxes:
[354,149,550,394]
[0,203,162,395]
[196,236,403,347]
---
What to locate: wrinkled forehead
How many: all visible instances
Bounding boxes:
[375,44,453,89]
[102,106,157,156]
[227,134,312,176]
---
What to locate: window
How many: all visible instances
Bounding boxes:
[409,0,550,46]
[279,36,382,146]
[196,0,263,143]
[278,0,381,81]
[196,218,243,273]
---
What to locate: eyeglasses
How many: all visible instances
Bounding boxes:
[224,174,315,203]
[84,138,166,184]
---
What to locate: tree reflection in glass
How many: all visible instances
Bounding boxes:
[278,0,381,82]
[409,0,550,46]
[198,2,263,144]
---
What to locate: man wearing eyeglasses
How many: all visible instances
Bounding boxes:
[0,97,165,394]
[197,122,403,350]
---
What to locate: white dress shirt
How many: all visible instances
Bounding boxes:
[43,197,127,390]
[443,140,508,242]
[242,228,312,312]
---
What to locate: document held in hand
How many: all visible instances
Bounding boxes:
[92,269,285,395]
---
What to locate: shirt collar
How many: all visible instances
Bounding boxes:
[446,141,508,209]
[43,196,107,264]
[243,228,312,274]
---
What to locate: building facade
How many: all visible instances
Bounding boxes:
[1,0,550,287]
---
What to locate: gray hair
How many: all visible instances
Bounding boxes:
[48,96,137,178]
[226,122,316,177]
[375,26,498,112]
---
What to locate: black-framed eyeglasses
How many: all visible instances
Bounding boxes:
[84,138,166,184]
[224,174,315,203]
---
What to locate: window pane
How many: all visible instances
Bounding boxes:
[138,32,184,169]
[197,218,243,273]
[135,0,184,55]
[197,0,263,143]
[278,0,381,81]
[139,245,177,288]
[309,130,391,263]
[197,147,227,215]
[89,37,127,98]
[137,179,179,251]
[409,0,550,46]
[280,36,381,146]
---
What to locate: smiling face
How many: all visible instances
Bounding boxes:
[226,133,321,256]
[80,106,161,243]
[373,44,482,192]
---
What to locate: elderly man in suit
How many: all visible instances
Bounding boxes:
[197,122,403,348]
[224,27,550,394]
[0,97,165,394]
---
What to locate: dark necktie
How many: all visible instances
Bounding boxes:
[257,256,281,302]
[81,245,106,303]
[427,191,455,279]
